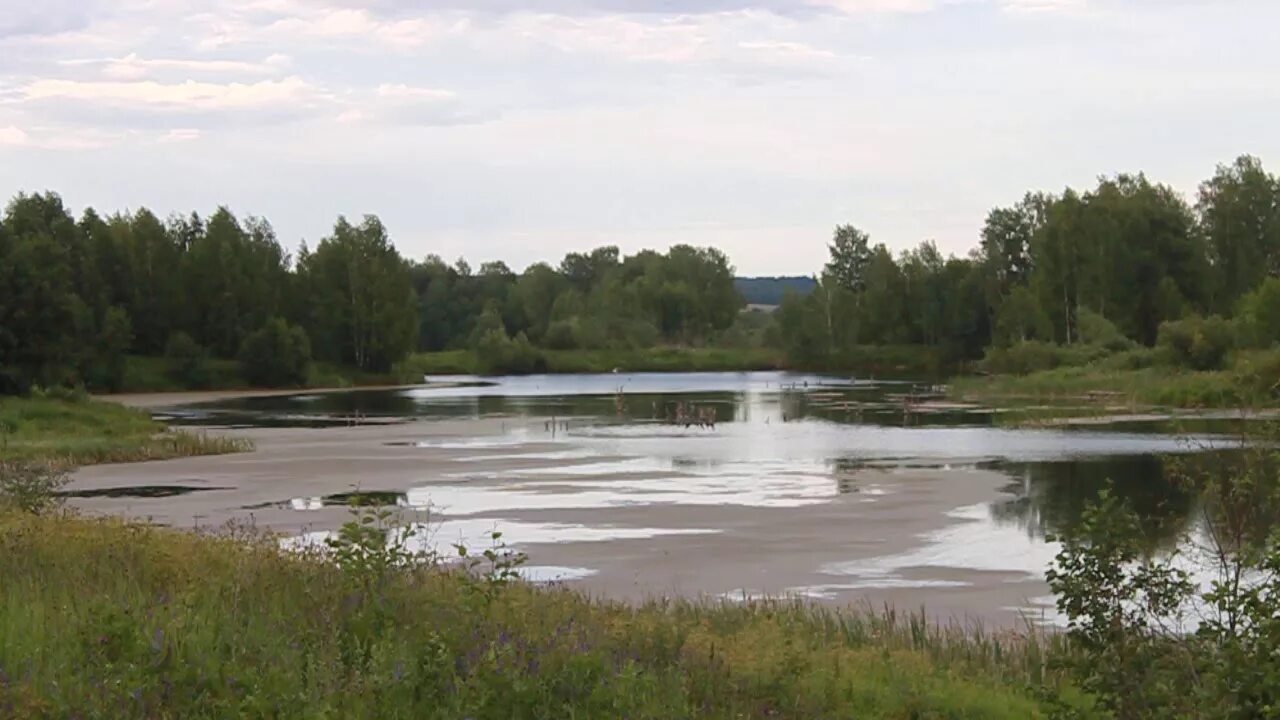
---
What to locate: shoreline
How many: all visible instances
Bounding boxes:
[99,383,432,410]
[65,414,1057,628]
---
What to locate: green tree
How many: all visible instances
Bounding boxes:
[1198,155,1280,313]
[299,216,416,372]
[824,224,873,293]
[238,317,311,387]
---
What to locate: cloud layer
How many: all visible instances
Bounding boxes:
[1,0,1278,274]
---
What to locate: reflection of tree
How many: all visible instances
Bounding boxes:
[990,456,1198,552]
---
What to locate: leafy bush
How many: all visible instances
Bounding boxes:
[980,341,1109,376]
[473,329,546,375]
[1157,315,1235,371]
[1231,349,1280,400]
[164,332,210,389]
[0,461,69,514]
[237,317,312,388]
[1077,309,1135,352]
[1235,278,1280,349]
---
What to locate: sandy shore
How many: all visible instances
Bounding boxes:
[67,414,1057,628]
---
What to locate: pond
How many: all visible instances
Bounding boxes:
[93,371,1248,625]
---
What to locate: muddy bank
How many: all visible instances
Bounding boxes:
[68,416,1057,627]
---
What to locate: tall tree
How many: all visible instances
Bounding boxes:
[300,215,416,371]
[1198,155,1280,313]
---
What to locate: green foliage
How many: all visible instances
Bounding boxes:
[298,216,417,372]
[1047,487,1197,718]
[0,396,252,466]
[1076,308,1134,352]
[163,332,211,389]
[1048,428,1280,717]
[0,461,69,514]
[994,286,1052,346]
[1234,277,1280,349]
[238,317,312,388]
[0,509,1078,718]
[1157,314,1236,371]
[980,341,1109,376]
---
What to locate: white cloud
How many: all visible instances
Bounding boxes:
[18,76,320,112]
[0,125,29,145]
[999,0,1086,12]
[737,40,839,61]
[158,128,201,143]
[375,84,457,101]
[267,7,435,49]
[807,0,935,13]
[60,53,292,80]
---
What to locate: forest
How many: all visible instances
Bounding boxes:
[1,154,1278,394]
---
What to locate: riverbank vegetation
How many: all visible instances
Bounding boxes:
[0,392,250,467]
[3,154,1279,396]
[0,501,1089,719]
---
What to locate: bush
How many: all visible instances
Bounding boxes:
[980,341,1109,376]
[473,329,546,375]
[1157,315,1235,371]
[1231,349,1280,401]
[164,332,210,389]
[1077,309,1135,352]
[237,317,312,388]
[1235,278,1280,349]
[0,461,69,514]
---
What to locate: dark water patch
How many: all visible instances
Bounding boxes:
[244,491,409,511]
[61,485,230,499]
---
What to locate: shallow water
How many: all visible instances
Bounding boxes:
[182,371,1245,622]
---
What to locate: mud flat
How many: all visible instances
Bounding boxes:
[68,415,1061,628]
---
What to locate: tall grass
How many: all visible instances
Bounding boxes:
[0,396,252,466]
[0,511,1096,719]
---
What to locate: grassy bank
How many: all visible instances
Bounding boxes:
[952,346,1280,410]
[120,355,397,394]
[0,509,1095,719]
[395,347,785,379]
[0,394,251,466]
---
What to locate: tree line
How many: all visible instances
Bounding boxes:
[3,153,1276,393]
[778,155,1280,372]
[0,194,741,393]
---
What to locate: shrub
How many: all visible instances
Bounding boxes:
[0,461,69,514]
[473,329,546,375]
[1235,278,1280,349]
[980,341,1109,376]
[164,332,211,389]
[1231,349,1280,401]
[1077,309,1135,352]
[237,317,312,388]
[1156,315,1235,371]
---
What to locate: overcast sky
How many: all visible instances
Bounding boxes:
[1,0,1276,275]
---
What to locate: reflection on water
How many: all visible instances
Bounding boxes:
[183,371,1251,616]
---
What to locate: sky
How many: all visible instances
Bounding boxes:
[0,0,1276,276]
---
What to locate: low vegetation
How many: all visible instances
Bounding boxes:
[395,347,784,379]
[0,392,251,467]
[0,503,1090,719]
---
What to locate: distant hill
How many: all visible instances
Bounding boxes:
[734,276,817,306]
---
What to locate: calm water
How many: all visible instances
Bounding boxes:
[176,372,1228,537]
[176,371,1238,609]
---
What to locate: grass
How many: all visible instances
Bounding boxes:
[0,509,1098,719]
[395,347,785,379]
[953,348,1280,411]
[0,395,252,467]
